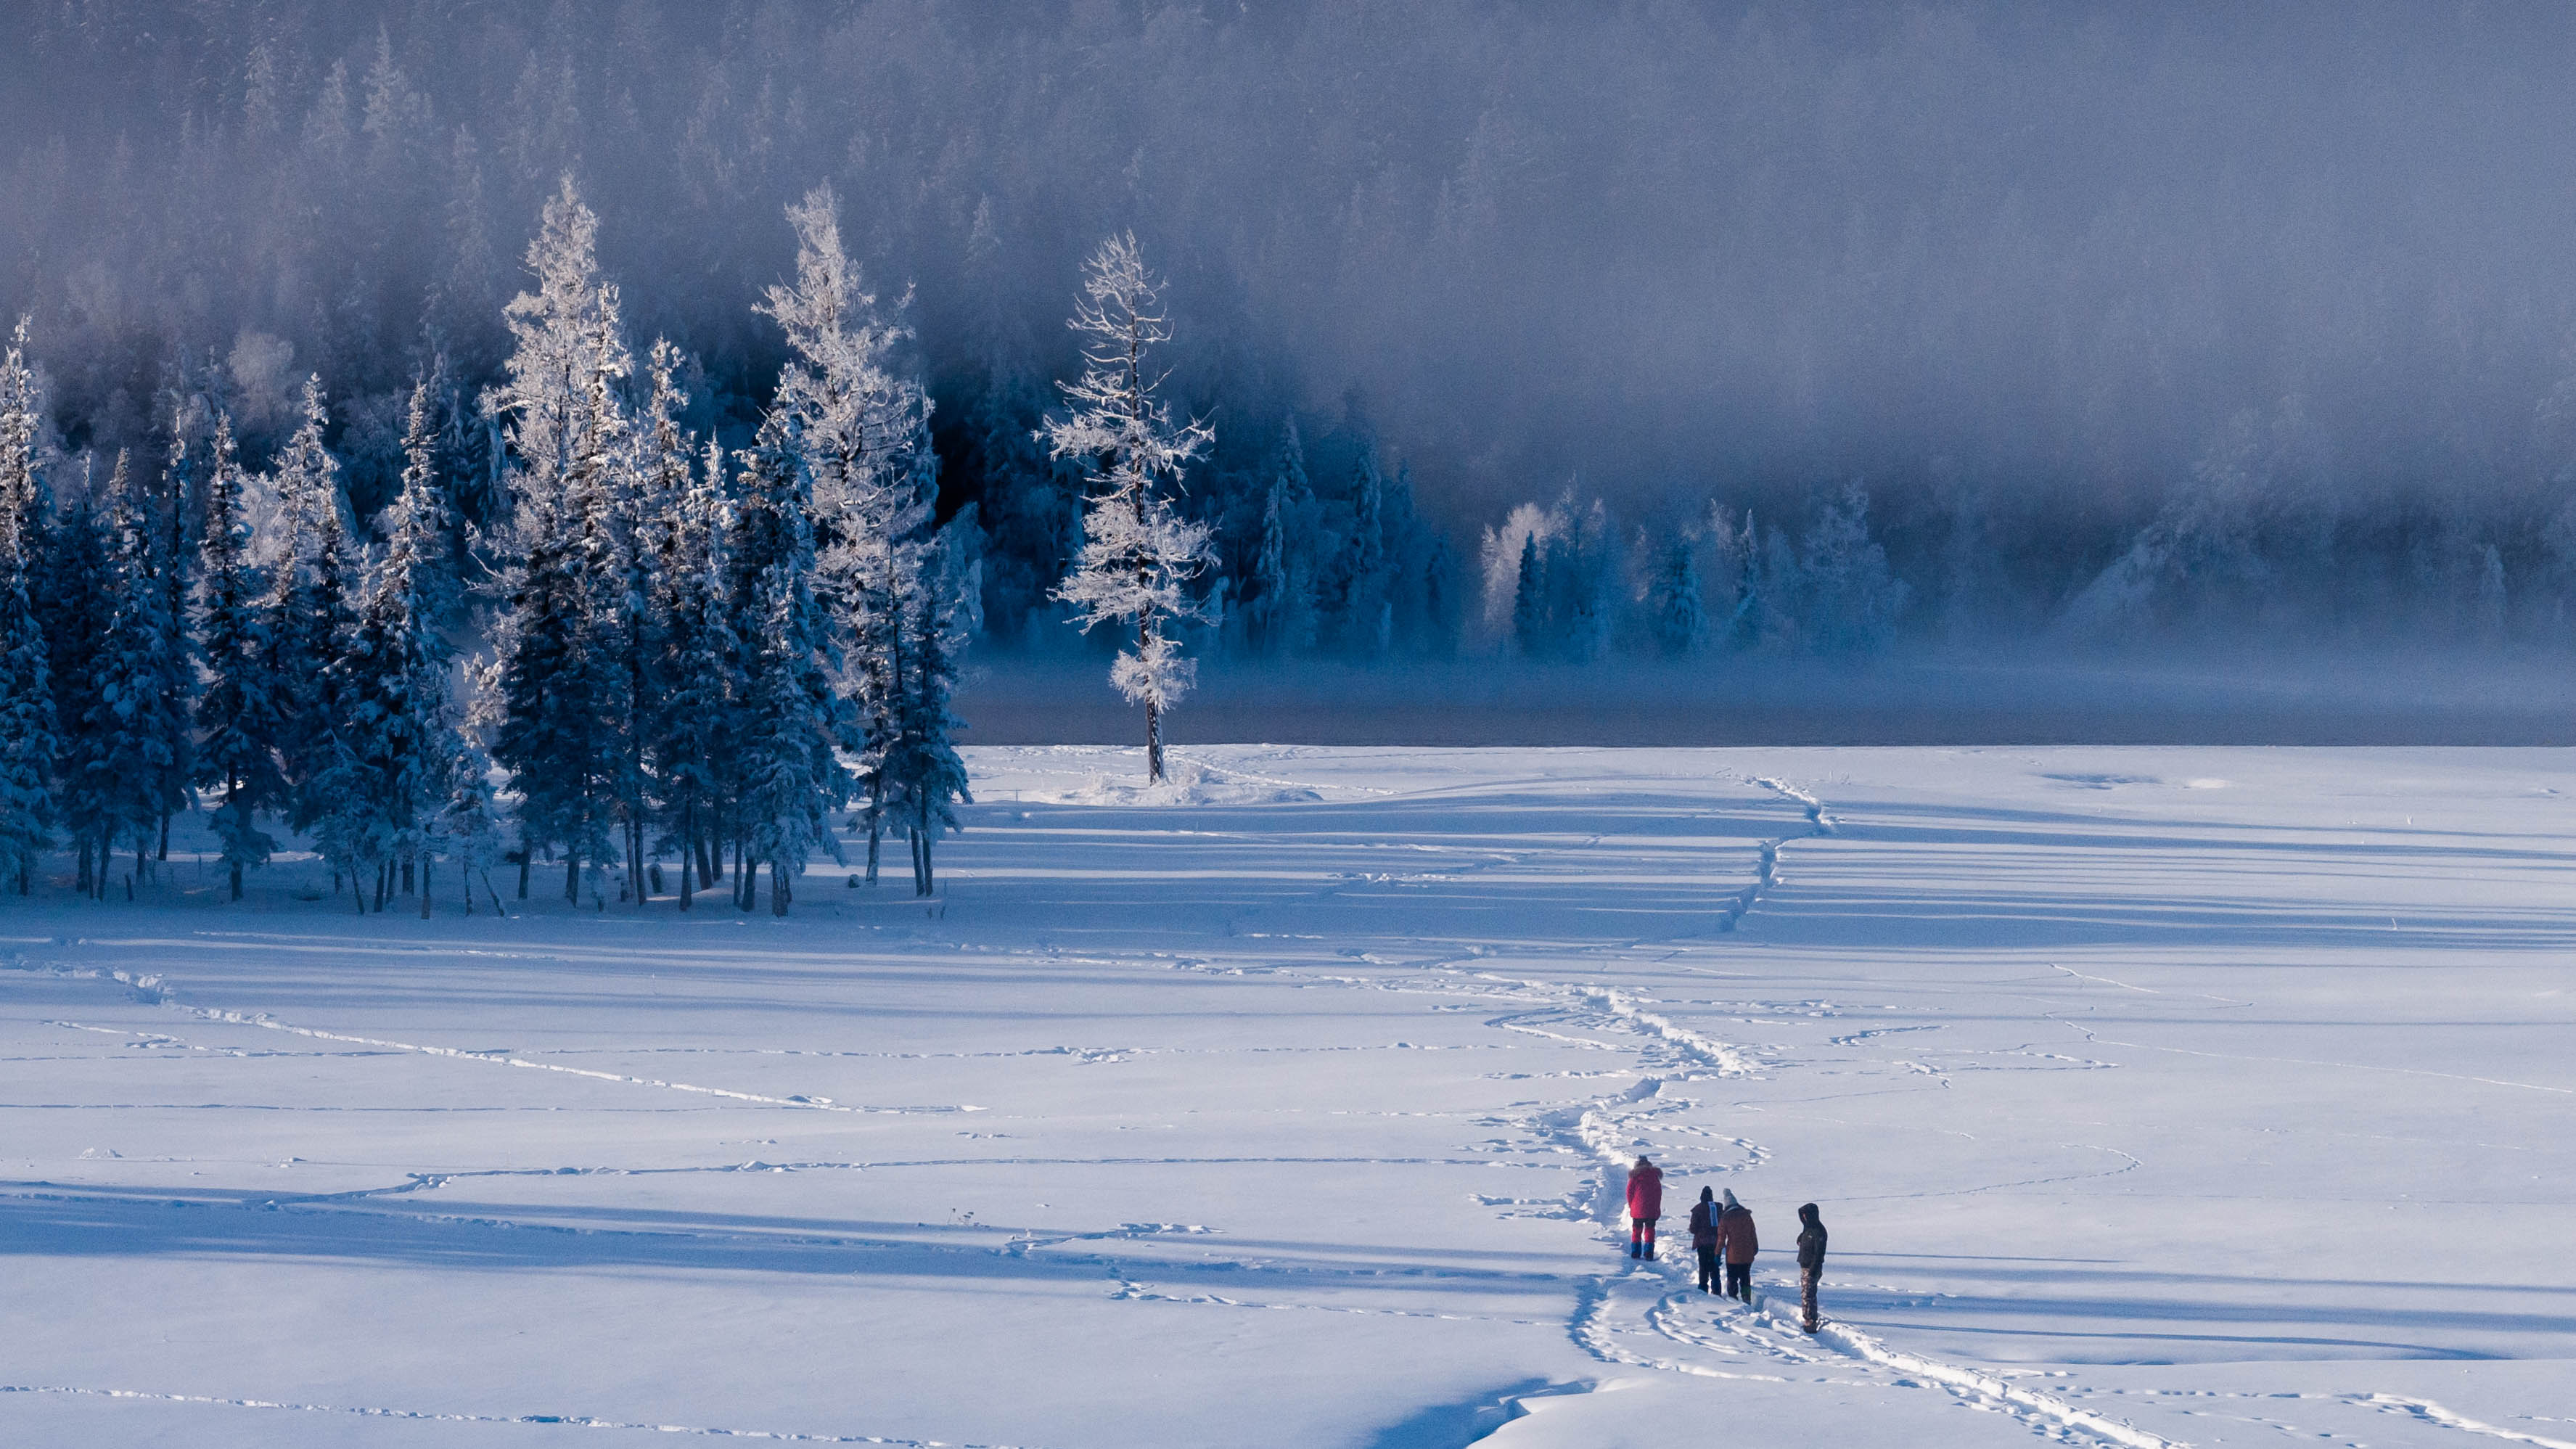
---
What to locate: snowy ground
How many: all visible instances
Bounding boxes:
[1,745,2569,1448]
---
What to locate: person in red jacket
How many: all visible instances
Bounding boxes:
[1625,1156,1665,1259]
[1716,1189,1758,1302]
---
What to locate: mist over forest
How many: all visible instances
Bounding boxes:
[11,1,2576,660]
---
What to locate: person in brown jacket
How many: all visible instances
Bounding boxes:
[1715,1189,1757,1303]
[1686,1186,1720,1292]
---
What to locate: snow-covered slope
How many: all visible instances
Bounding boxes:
[1,746,2568,1447]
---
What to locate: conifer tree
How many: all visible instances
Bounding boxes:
[646,438,739,910]
[48,464,114,897]
[1043,234,1216,784]
[757,184,930,881]
[1650,535,1707,657]
[880,533,972,895]
[97,451,189,885]
[265,379,361,856]
[485,178,629,903]
[342,379,457,911]
[145,419,197,861]
[1511,532,1546,659]
[734,561,842,914]
[192,414,283,900]
[491,221,630,904]
[0,319,55,893]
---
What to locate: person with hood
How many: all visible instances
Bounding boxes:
[1687,1186,1721,1292]
[1796,1202,1829,1333]
[1716,1189,1757,1302]
[1625,1155,1665,1259]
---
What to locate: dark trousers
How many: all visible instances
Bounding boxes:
[1800,1265,1821,1331]
[1724,1261,1752,1302]
[1694,1243,1719,1292]
[1630,1218,1656,1256]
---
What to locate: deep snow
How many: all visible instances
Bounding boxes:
[0,745,2569,1447]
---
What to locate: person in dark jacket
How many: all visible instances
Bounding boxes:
[1625,1156,1665,1259]
[1795,1202,1828,1333]
[1687,1186,1720,1292]
[1716,1189,1757,1302]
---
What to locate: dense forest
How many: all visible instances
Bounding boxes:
[12,2,2576,660]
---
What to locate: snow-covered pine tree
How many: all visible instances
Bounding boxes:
[491,225,631,904]
[484,178,628,903]
[1511,531,1546,659]
[192,413,284,900]
[440,718,509,916]
[95,450,191,886]
[0,320,55,893]
[1649,534,1707,657]
[646,438,739,910]
[1338,451,1390,653]
[603,341,691,904]
[1249,473,1290,654]
[879,528,973,895]
[144,419,197,861]
[734,559,842,915]
[263,379,363,882]
[47,461,118,896]
[298,492,375,911]
[1043,234,1216,784]
[341,378,458,913]
[757,184,930,882]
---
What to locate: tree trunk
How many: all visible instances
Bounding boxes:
[420,858,432,919]
[517,849,530,899]
[157,811,170,862]
[351,866,367,914]
[678,800,695,911]
[374,861,390,912]
[402,858,414,895]
[770,857,791,916]
[1146,694,1163,783]
[483,871,507,918]
[565,851,581,904]
[75,837,91,897]
[696,819,717,885]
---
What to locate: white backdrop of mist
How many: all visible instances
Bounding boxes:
[10,0,2576,652]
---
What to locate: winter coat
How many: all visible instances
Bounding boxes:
[1718,1204,1758,1264]
[1689,1199,1717,1247]
[1626,1163,1665,1220]
[1797,1219,1827,1272]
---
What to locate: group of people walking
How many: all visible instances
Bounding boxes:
[1623,1155,1828,1334]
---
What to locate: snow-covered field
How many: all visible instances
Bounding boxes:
[1,745,2569,1448]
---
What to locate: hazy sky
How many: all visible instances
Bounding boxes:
[7,1,2575,538]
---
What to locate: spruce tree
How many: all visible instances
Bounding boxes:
[342,379,457,911]
[490,219,629,905]
[144,418,197,861]
[1043,233,1216,784]
[266,379,362,884]
[880,531,972,895]
[192,414,284,900]
[757,184,928,882]
[47,464,114,897]
[645,438,738,911]
[734,560,841,915]
[0,319,55,893]
[97,450,190,885]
